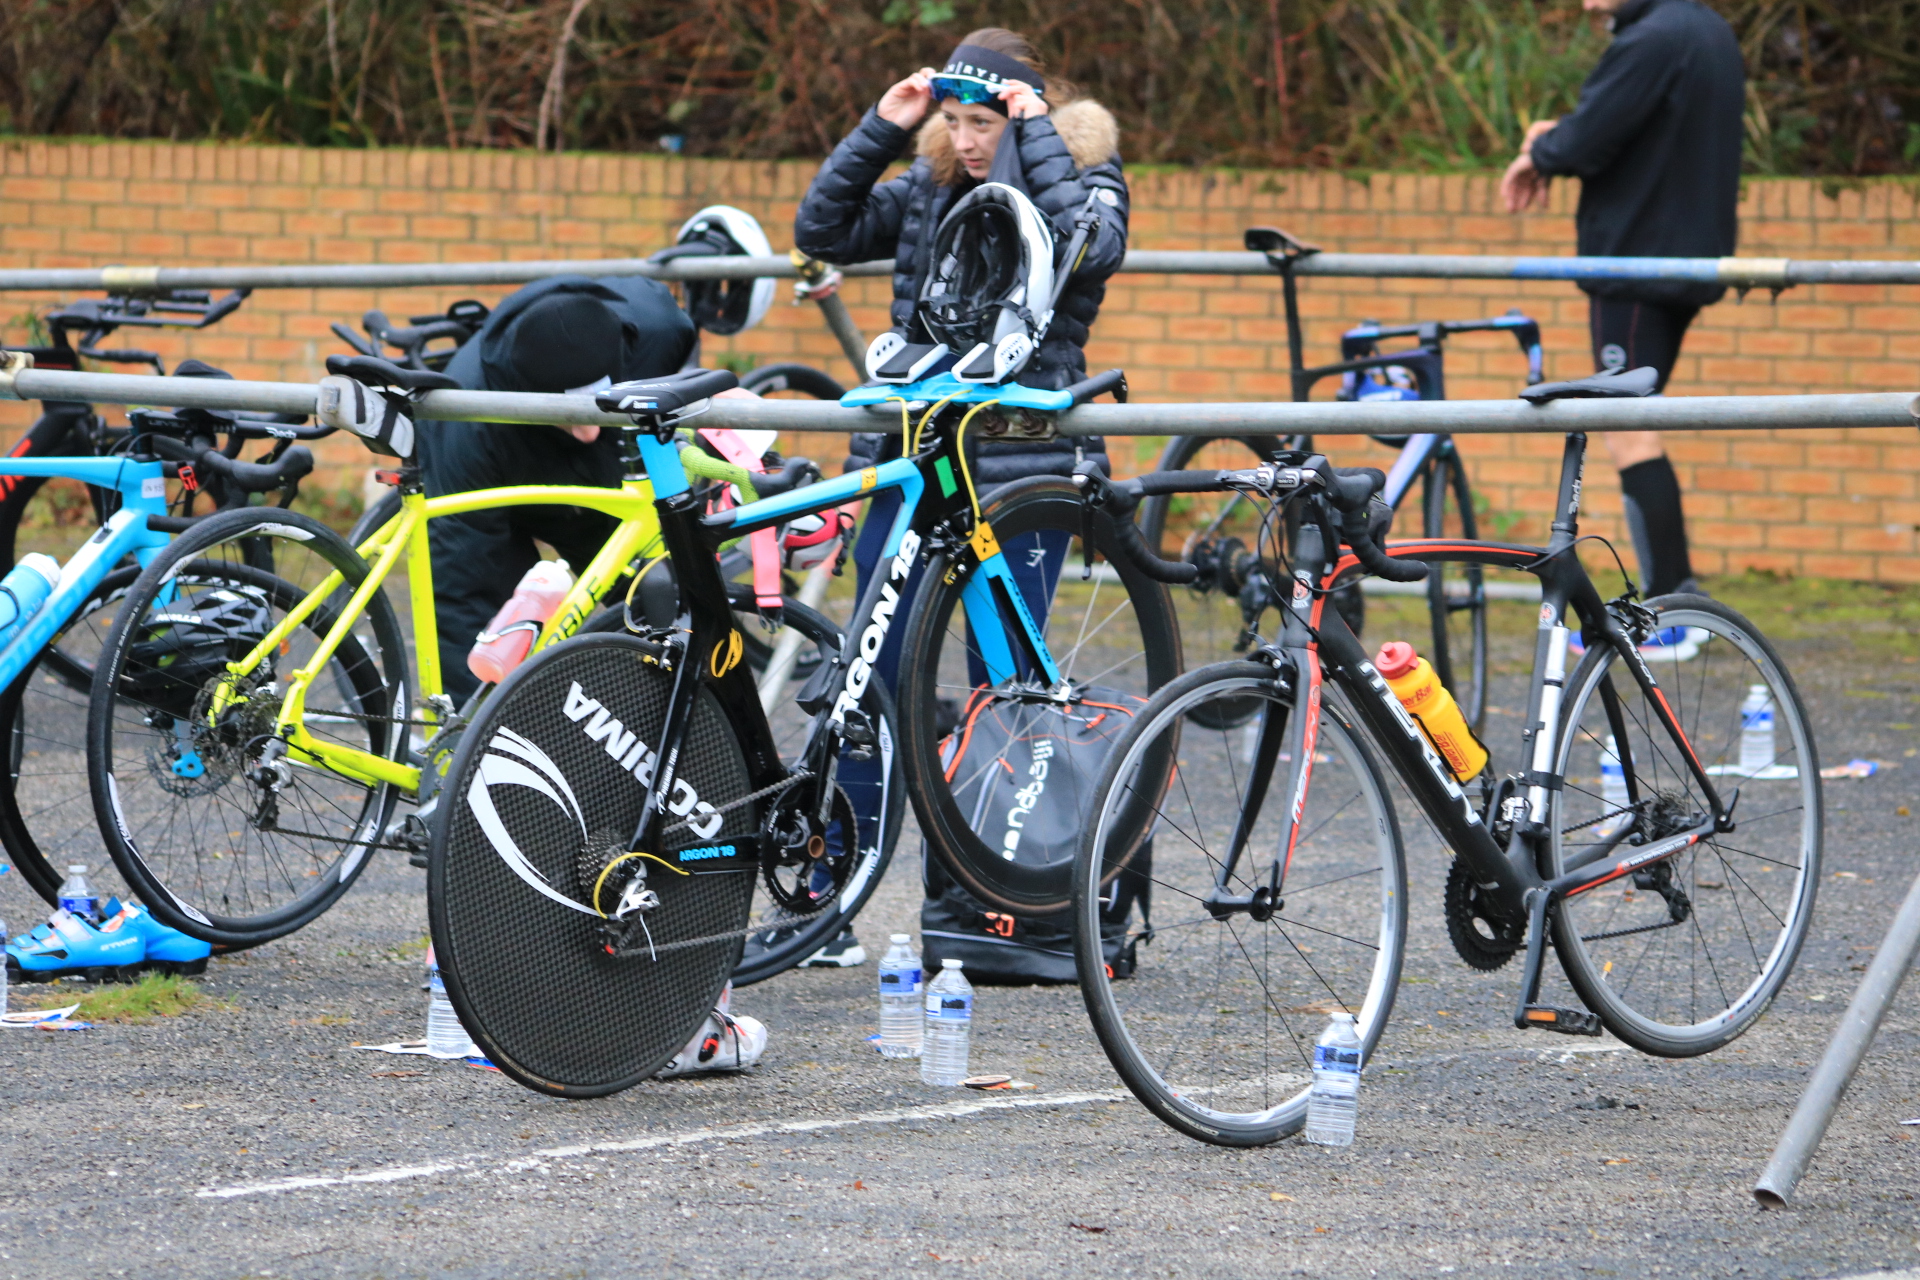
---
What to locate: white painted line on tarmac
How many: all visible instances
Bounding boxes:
[196,1087,1132,1200]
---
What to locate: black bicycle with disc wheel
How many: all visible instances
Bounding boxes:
[428,365,1167,1096]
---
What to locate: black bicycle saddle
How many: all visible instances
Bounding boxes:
[324,353,460,393]
[596,368,739,416]
[1519,365,1659,403]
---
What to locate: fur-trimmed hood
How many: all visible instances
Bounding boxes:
[917,98,1120,188]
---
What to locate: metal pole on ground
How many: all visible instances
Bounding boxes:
[1754,870,1920,1208]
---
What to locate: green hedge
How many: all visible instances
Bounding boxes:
[1,0,1912,175]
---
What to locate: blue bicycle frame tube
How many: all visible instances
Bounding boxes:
[647,433,1059,686]
[0,455,172,691]
[1381,434,1441,510]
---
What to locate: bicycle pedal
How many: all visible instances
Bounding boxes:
[1520,1005,1603,1037]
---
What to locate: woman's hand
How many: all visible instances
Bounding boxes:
[877,68,938,129]
[998,78,1048,120]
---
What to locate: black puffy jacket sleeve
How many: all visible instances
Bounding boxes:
[793,108,919,266]
[1013,114,1129,289]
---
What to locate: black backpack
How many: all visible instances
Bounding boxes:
[919,685,1152,984]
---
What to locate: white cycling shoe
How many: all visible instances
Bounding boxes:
[656,985,768,1077]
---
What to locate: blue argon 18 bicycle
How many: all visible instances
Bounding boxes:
[421,362,1175,1096]
[0,350,323,911]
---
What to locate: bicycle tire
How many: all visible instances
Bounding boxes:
[1422,448,1488,730]
[87,507,406,947]
[897,475,1182,917]
[1547,595,1821,1057]
[0,566,140,906]
[429,632,759,1097]
[740,362,846,400]
[1072,662,1407,1146]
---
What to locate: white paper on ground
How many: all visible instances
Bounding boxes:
[1,1003,83,1027]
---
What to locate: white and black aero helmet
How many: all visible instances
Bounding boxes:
[657,205,775,336]
[918,182,1056,383]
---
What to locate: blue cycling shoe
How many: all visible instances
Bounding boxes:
[4,899,211,984]
[7,907,146,983]
[108,899,212,975]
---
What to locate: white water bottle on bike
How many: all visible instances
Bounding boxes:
[877,934,924,1059]
[466,559,573,686]
[920,959,973,1085]
[1740,684,1775,775]
[0,553,59,648]
[1305,1011,1361,1147]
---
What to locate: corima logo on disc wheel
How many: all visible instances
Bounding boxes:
[465,725,599,917]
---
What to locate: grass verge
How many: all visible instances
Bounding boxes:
[24,973,225,1024]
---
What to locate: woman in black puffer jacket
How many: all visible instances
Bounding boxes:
[786,29,1130,971]
[793,25,1127,489]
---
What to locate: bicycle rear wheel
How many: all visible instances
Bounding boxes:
[1548,595,1821,1056]
[429,633,759,1096]
[897,476,1182,917]
[87,508,406,947]
[1072,662,1407,1146]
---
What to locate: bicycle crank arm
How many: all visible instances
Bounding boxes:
[1509,888,1602,1036]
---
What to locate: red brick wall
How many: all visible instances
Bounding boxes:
[3,139,1917,580]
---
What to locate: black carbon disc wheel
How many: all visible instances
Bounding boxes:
[429,633,759,1097]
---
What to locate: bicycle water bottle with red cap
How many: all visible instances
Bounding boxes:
[467,559,574,686]
[1373,641,1487,782]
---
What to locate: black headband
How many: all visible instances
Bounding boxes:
[939,43,1044,105]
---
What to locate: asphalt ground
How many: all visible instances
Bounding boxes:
[4,583,1920,1279]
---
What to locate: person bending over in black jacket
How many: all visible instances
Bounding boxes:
[1499,0,1742,613]
[786,27,1128,971]
[415,274,697,704]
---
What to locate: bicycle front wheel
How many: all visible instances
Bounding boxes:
[897,476,1182,917]
[88,508,406,947]
[1549,595,1821,1057]
[1073,663,1407,1146]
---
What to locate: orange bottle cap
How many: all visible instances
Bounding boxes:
[1374,641,1419,680]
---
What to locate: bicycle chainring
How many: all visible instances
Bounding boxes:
[759,781,856,915]
[1444,857,1523,972]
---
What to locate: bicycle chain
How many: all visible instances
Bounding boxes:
[659,770,814,837]
[1579,917,1685,943]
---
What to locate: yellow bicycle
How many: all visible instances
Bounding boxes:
[83,413,900,966]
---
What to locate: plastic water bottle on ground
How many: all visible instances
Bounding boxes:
[1599,734,1630,835]
[56,865,101,924]
[466,559,574,686]
[424,945,475,1058]
[1305,1011,1362,1147]
[920,958,973,1086]
[1740,684,1775,775]
[877,934,924,1059]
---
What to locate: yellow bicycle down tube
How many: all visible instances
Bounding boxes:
[247,441,770,794]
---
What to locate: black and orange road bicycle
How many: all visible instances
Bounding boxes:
[1068,367,1822,1146]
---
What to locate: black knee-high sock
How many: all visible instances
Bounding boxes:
[1618,457,1694,597]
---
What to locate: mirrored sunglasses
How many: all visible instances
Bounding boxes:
[931,75,1006,106]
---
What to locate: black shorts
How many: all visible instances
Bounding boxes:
[1589,298,1699,393]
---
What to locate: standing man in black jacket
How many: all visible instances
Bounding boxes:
[1500,0,1744,606]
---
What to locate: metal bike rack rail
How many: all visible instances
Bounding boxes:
[4,357,1920,1195]
[0,252,1917,293]
[2,363,1916,436]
